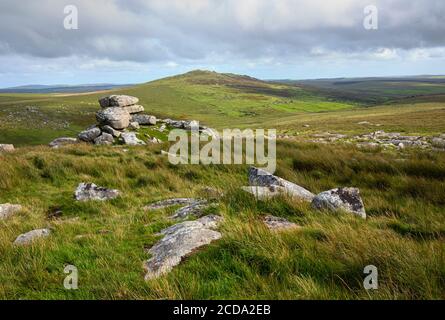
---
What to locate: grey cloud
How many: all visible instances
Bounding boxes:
[0,0,444,63]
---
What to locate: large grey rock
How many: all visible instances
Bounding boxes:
[14,228,51,245]
[99,95,139,108]
[78,127,101,142]
[0,204,22,220]
[101,125,121,138]
[96,108,131,130]
[144,198,199,211]
[74,183,120,201]
[123,105,145,114]
[94,133,114,145]
[49,137,78,149]
[311,187,366,219]
[248,167,314,201]
[241,186,287,200]
[121,132,146,145]
[144,215,222,280]
[263,215,301,231]
[0,144,14,153]
[131,114,157,125]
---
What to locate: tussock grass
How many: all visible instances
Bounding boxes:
[0,141,444,299]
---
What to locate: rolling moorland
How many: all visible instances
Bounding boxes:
[0,70,444,299]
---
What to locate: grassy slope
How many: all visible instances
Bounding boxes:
[0,70,356,146]
[0,141,444,299]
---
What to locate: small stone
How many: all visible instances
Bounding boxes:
[0,204,22,220]
[102,125,121,138]
[94,133,114,145]
[0,144,15,153]
[48,137,78,149]
[129,122,140,130]
[263,215,300,231]
[121,132,146,145]
[74,183,120,201]
[14,228,51,245]
[78,127,101,142]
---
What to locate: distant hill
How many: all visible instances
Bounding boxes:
[275,75,445,104]
[0,83,133,94]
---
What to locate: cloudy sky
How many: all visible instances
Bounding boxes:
[0,0,444,87]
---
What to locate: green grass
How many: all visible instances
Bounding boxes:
[0,141,444,299]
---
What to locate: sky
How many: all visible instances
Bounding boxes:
[0,0,444,87]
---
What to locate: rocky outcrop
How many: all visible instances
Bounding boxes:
[0,144,14,153]
[248,167,314,201]
[49,137,79,148]
[131,114,157,125]
[74,183,120,201]
[96,107,131,130]
[263,215,300,231]
[99,95,139,108]
[121,132,146,145]
[311,187,366,219]
[14,228,51,245]
[78,127,101,142]
[144,215,222,280]
[0,204,22,220]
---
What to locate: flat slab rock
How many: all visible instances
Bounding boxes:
[99,95,139,108]
[311,187,366,219]
[144,215,223,280]
[74,183,120,201]
[121,132,146,145]
[144,198,199,211]
[14,228,51,245]
[49,137,78,149]
[0,204,22,220]
[248,167,314,201]
[170,200,210,219]
[263,215,301,231]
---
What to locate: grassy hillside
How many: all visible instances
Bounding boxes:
[0,70,356,146]
[2,70,445,147]
[0,141,444,299]
[284,76,445,104]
